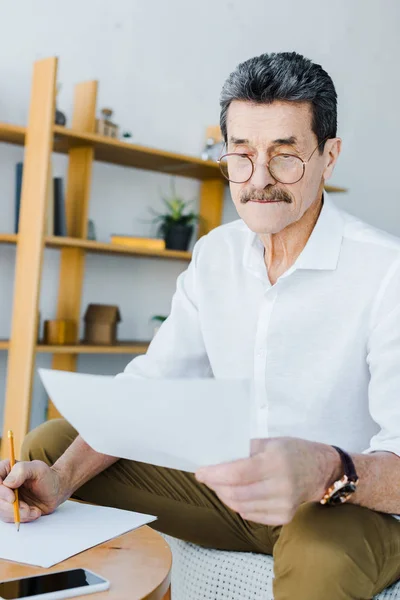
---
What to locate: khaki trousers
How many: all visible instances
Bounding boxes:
[22,419,400,600]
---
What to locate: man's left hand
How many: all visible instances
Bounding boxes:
[195,437,341,526]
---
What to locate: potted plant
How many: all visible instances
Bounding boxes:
[150,315,167,337]
[150,179,199,251]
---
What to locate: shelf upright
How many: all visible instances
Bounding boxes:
[47,80,98,421]
[1,57,58,457]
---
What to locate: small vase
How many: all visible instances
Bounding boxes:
[55,107,67,126]
[164,224,193,251]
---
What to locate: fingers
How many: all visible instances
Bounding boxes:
[209,479,297,525]
[0,499,41,523]
[213,480,272,508]
[2,462,35,490]
[0,482,15,504]
[0,459,11,482]
[196,453,266,487]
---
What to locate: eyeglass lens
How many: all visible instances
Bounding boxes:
[219,153,305,184]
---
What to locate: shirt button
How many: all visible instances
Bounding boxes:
[257,349,265,358]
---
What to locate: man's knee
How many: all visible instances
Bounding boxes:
[21,418,78,465]
[273,503,377,599]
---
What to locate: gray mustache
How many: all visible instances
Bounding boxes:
[240,189,292,204]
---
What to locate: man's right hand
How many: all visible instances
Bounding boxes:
[0,459,66,523]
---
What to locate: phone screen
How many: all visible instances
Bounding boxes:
[0,568,105,599]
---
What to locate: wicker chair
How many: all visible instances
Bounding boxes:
[162,534,400,599]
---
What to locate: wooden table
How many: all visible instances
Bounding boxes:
[0,525,172,600]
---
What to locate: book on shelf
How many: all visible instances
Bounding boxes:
[14,162,23,234]
[53,177,67,236]
[45,162,54,236]
[110,235,166,251]
[14,162,67,236]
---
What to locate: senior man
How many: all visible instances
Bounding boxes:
[1,51,400,599]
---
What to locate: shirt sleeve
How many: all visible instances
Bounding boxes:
[364,257,400,457]
[116,235,212,381]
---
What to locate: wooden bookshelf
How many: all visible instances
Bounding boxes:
[0,234,192,261]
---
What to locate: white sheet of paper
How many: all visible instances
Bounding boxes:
[0,501,156,568]
[38,369,251,472]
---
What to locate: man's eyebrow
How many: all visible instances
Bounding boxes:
[229,136,249,145]
[271,136,298,146]
[228,135,299,147]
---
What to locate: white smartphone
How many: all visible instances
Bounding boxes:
[0,568,110,600]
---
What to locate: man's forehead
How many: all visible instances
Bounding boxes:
[226,100,314,146]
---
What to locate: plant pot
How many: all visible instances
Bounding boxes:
[164,224,194,251]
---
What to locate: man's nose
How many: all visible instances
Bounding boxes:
[250,161,277,188]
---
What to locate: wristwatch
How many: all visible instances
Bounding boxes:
[320,446,359,506]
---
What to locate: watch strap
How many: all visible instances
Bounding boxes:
[331,445,358,482]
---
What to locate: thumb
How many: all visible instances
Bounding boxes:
[250,438,269,456]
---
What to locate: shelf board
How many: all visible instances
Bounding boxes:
[0,122,348,191]
[0,340,149,354]
[53,126,222,180]
[37,341,149,354]
[0,123,26,146]
[0,122,221,180]
[46,235,192,260]
[0,233,192,261]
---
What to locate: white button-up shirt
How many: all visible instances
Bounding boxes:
[121,192,400,461]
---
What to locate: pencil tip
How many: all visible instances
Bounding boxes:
[16,523,20,532]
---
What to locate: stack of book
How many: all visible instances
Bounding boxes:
[110,235,166,251]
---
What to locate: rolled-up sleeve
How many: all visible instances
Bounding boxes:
[364,257,400,456]
[116,235,212,381]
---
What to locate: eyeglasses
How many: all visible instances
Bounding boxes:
[218,137,329,185]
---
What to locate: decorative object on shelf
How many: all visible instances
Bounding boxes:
[87,219,97,240]
[121,131,133,142]
[150,179,199,251]
[54,83,67,126]
[83,304,121,345]
[110,234,165,251]
[150,315,167,337]
[200,125,224,161]
[53,177,67,236]
[96,108,119,138]
[42,319,77,345]
[201,136,224,162]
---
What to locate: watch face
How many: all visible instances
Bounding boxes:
[330,482,357,505]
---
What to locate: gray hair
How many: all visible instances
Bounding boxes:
[220,51,337,153]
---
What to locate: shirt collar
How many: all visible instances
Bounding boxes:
[293,191,344,272]
[243,191,345,280]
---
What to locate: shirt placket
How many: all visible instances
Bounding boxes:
[253,286,278,438]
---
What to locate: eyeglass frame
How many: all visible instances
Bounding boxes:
[217,135,330,185]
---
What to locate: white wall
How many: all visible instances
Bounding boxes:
[0,0,399,430]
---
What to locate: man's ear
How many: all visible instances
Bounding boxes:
[323,138,342,181]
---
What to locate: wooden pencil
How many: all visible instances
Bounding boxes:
[7,430,20,531]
